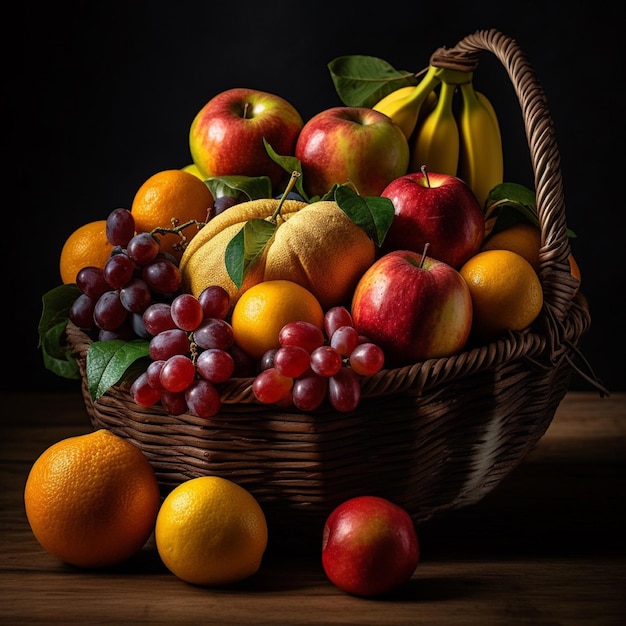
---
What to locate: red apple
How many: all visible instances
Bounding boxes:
[295,107,410,198]
[351,249,472,366]
[380,169,485,269]
[189,88,304,193]
[322,495,420,597]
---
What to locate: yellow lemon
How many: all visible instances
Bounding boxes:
[155,476,268,586]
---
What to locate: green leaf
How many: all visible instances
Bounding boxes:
[263,139,311,202]
[205,174,273,202]
[334,185,395,247]
[486,182,577,239]
[225,218,277,288]
[327,55,417,107]
[488,182,538,210]
[38,284,81,379]
[86,340,150,401]
[38,284,80,346]
[41,321,81,380]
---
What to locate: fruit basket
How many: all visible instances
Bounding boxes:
[66,29,600,539]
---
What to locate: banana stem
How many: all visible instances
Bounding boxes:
[435,67,473,85]
[397,65,440,109]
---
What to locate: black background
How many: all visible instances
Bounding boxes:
[5,1,624,394]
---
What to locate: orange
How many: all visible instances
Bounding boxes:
[459,249,544,342]
[24,429,161,569]
[59,220,114,284]
[155,476,268,586]
[179,198,376,309]
[131,169,213,260]
[481,222,581,290]
[231,279,324,360]
[481,221,542,271]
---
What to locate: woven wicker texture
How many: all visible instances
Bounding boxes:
[66,29,598,536]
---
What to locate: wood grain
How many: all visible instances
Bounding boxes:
[1,392,624,624]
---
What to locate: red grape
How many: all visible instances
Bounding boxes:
[106,208,135,247]
[185,379,221,418]
[94,290,127,331]
[324,306,353,338]
[127,232,160,264]
[196,349,235,383]
[69,293,96,330]
[170,293,203,331]
[349,342,385,376]
[76,266,109,300]
[159,354,196,392]
[252,368,293,404]
[193,318,234,350]
[279,321,325,353]
[274,345,311,378]
[149,328,190,360]
[310,345,343,377]
[292,370,328,411]
[330,325,360,356]
[143,302,176,335]
[130,372,161,407]
[198,285,231,320]
[328,367,361,412]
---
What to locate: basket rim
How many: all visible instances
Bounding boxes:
[65,289,592,407]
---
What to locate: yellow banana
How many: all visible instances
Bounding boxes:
[476,91,502,148]
[409,79,459,176]
[372,65,441,139]
[456,81,504,210]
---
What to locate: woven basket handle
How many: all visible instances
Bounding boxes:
[429,29,576,327]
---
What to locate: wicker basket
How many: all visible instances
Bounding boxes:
[66,29,601,540]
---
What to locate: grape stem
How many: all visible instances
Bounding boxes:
[150,219,206,252]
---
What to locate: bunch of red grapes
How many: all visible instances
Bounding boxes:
[69,208,183,341]
[254,308,385,412]
[69,207,386,418]
[129,285,255,418]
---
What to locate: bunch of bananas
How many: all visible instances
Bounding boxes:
[373,65,503,209]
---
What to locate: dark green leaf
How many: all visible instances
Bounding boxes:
[205,175,273,201]
[485,182,539,235]
[225,227,245,287]
[488,182,537,209]
[225,218,277,288]
[86,340,150,401]
[38,284,81,379]
[40,321,81,380]
[328,55,417,107]
[486,182,577,238]
[334,185,395,247]
[38,284,80,346]
[263,139,310,202]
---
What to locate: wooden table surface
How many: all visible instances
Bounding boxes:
[1,391,624,625]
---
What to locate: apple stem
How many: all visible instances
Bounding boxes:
[420,243,430,268]
[420,165,431,188]
[272,171,301,221]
